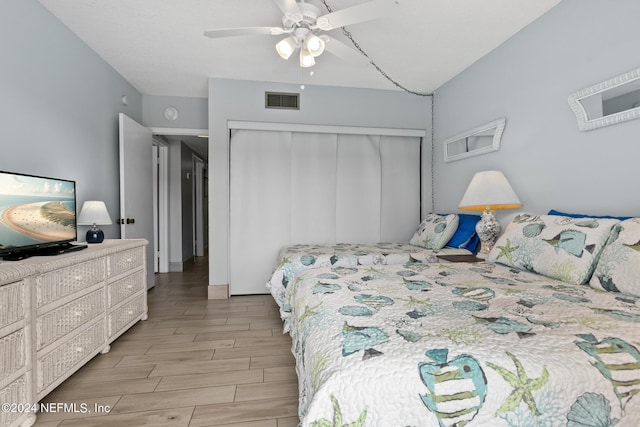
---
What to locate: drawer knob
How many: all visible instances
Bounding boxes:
[76,347,83,353]
[128,310,134,315]
[75,311,83,317]
[126,285,133,289]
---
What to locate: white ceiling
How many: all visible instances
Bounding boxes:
[38,0,561,99]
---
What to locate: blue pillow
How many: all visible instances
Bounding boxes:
[445,213,481,252]
[462,233,481,253]
[547,209,632,221]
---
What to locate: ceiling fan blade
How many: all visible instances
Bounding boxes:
[316,0,397,31]
[323,37,370,66]
[203,27,285,38]
[272,0,303,21]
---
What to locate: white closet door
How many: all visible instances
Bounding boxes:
[229,129,291,295]
[380,136,421,241]
[290,132,338,244]
[335,134,381,243]
[228,126,422,295]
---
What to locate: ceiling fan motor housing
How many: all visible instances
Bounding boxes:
[282,2,321,30]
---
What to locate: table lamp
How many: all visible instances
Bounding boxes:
[78,201,113,243]
[458,171,522,257]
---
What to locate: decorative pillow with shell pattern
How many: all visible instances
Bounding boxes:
[487,214,620,285]
[589,218,640,296]
[409,213,459,250]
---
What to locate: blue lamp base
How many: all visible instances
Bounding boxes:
[86,228,104,243]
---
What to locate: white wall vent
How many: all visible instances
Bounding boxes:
[265,92,300,110]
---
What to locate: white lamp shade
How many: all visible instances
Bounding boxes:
[77,201,113,225]
[275,36,297,60]
[458,171,522,211]
[299,48,315,67]
[304,34,325,57]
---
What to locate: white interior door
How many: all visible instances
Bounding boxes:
[229,130,292,295]
[119,113,155,289]
[380,135,421,241]
[335,134,381,243]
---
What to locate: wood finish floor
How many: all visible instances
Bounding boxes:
[34,256,299,427]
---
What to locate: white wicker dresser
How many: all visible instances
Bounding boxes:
[0,239,147,427]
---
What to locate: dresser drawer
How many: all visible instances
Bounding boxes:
[37,289,105,350]
[0,281,25,330]
[108,247,144,278]
[107,270,145,308]
[0,329,26,381]
[36,259,106,307]
[0,374,30,427]
[37,320,104,393]
[108,293,145,338]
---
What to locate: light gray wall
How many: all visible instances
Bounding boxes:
[142,96,208,129]
[1,0,142,241]
[208,78,431,286]
[433,0,640,228]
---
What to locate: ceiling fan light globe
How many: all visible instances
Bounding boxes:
[275,36,297,60]
[299,48,315,68]
[304,34,325,57]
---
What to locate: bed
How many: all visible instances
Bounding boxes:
[280,214,640,426]
[267,214,480,330]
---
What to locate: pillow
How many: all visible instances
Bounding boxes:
[462,233,481,253]
[410,213,459,250]
[445,213,481,252]
[589,218,640,296]
[487,214,620,285]
[548,209,632,221]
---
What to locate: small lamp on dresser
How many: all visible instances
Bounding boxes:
[78,200,112,243]
[458,171,522,257]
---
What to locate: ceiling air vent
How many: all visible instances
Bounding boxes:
[265,92,300,110]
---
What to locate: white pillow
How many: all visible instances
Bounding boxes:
[487,214,619,285]
[410,214,459,250]
[590,218,640,296]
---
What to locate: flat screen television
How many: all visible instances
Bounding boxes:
[0,170,85,260]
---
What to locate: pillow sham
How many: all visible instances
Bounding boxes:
[445,213,481,251]
[487,214,620,285]
[410,213,459,250]
[589,218,640,297]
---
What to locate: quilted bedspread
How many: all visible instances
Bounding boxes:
[267,243,470,327]
[287,260,640,426]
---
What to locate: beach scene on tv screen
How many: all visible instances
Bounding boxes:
[0,172,76,250]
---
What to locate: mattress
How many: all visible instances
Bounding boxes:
[287,260,640,426]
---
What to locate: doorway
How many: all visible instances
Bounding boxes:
[150,128,209,271]
[152,141,169,273]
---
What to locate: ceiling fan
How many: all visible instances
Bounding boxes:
[204,0,397,68]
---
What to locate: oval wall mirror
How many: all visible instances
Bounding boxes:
[568,67,640,131]
[444,118,506,163]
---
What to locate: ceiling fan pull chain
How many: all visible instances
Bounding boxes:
[319,0,430,97]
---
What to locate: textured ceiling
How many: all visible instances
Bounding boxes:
[38,0,561,98]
